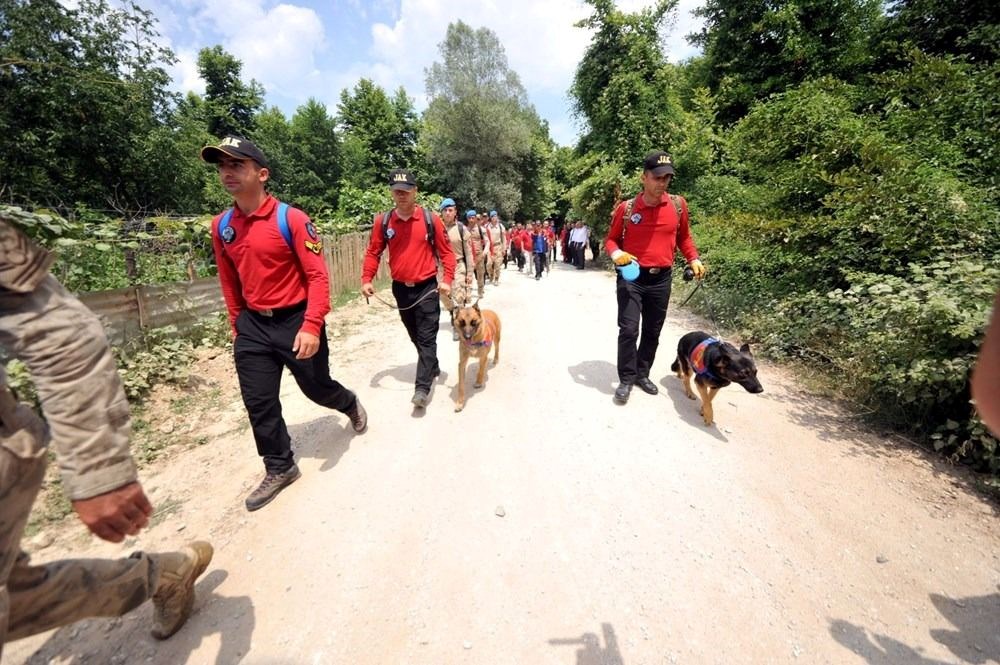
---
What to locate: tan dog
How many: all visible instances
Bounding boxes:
[453,303,502,412]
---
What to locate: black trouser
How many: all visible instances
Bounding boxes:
[572,242,586,269]
[616,269,673,385]
[551,244,557,262]
[234,303,357,474]
[392,278,440,392]
[533,252,545,278]
[514,247,525,270]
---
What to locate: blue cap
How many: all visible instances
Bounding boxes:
[440,198,456,210]
[465,209,476,219]
[618,259,640,281]
[490,210,497,217]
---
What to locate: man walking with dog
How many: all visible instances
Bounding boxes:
[361,169,457,409]
[438,198,474,340]
[203,136,368,511]
[466,211,490,299]
[605,150,706,405]
[0,211,213,653]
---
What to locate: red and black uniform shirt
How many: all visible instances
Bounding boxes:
[211,195,330,336]
[604,193,699,268]
[361,207,456,285]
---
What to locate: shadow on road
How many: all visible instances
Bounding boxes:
[567,360,617,397]
[369,362,418,389]
[829,589,1000,665]
[289,415,352,473]
[928,590,1000,663]
[549,622,625,665]
[22,569,254,665]
[659,375,729,443]
[773,388,999,516]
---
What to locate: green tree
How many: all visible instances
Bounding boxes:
[690,0,883,123]
[0,0,180,212]
[877,0,999,65]
[421,20,548,216]
[337,80,419,188]
[197,45,264,138]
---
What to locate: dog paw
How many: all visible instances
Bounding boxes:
[474,382,484,389]
[686,393,696,400]
[454,403,465,412]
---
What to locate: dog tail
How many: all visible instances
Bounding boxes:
[670,358,680,372]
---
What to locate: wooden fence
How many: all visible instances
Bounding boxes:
[80,231,386,345]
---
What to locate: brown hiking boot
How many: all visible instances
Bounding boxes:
[245,465,301,512]
[346,398,367,434]
[151,541,214,640]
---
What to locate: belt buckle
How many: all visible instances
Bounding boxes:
[404,281,415,287]
[259,308,274,317]
[648,267,661,274]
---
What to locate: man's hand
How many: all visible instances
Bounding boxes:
[361,282,375,297]
[72,481,153,543]
[293,331,320,360]
[690,259,707,279]
[613,251,637,266]
[438,282,452,297]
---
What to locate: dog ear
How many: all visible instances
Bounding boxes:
[473,302,480,312]
[740,343,752,355]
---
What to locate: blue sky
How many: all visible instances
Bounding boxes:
[138,0,704,146]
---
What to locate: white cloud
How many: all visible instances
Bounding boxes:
[169,47,206,95]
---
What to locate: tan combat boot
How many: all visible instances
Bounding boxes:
[151,541,214,639]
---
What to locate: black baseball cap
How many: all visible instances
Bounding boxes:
[643,150,675,176]
[389,169,417,190]
[200,136,269,168]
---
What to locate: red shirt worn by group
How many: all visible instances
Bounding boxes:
[604,193,699,268]
[361,207,457,285]
[212,195,329,337]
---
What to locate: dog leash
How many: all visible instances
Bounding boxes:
[365,285,439,311]
[679,277,724,338]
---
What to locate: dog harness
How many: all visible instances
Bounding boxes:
[690,337,720,379]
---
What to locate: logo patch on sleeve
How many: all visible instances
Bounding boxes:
[305,239,323,254]
[305,222,319,241]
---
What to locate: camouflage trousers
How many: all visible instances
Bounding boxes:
[474,259,487,297]
[0,380,172,654]
[487,249,504,285]
[0,279,173,654]
[440,263,473,311]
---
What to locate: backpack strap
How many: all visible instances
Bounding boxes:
[276,201,292,248]
[669,194,683,220]
[218,208,234,238]
[423,207,440,264]
[218,204,294,249]
[457,222,468,268]
[381,209,392,244]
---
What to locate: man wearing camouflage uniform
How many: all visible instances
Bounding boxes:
[438,199,474,341]
[466,210,489,299]
[0,212,213,656]
[485,211,507,286]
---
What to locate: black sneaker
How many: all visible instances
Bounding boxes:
[245,466,301,512]
[636,377,659,395]
[613,383,632,405]
[346,398,367,434]
[412,390,429,408]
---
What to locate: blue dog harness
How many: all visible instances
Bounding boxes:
[690,337,721,381]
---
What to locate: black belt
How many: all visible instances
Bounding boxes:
[640,266,671,275]
[249,300,306,317]
[393,276,436,289]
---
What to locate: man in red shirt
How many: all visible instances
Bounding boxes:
[605,150,706,405]
[203,136,367,512]
[361,169,457,409]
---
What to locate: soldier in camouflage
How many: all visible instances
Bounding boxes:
[0,213,213,656]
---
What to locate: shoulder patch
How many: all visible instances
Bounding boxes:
[305,239,323,254]
[305,222,319,241]
[221,225,236,243]
[629,213,642,224]
[386,227,396,240]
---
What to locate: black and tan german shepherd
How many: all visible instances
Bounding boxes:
[671,331,763,426]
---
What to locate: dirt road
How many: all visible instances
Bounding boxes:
[8,259,1000,664]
